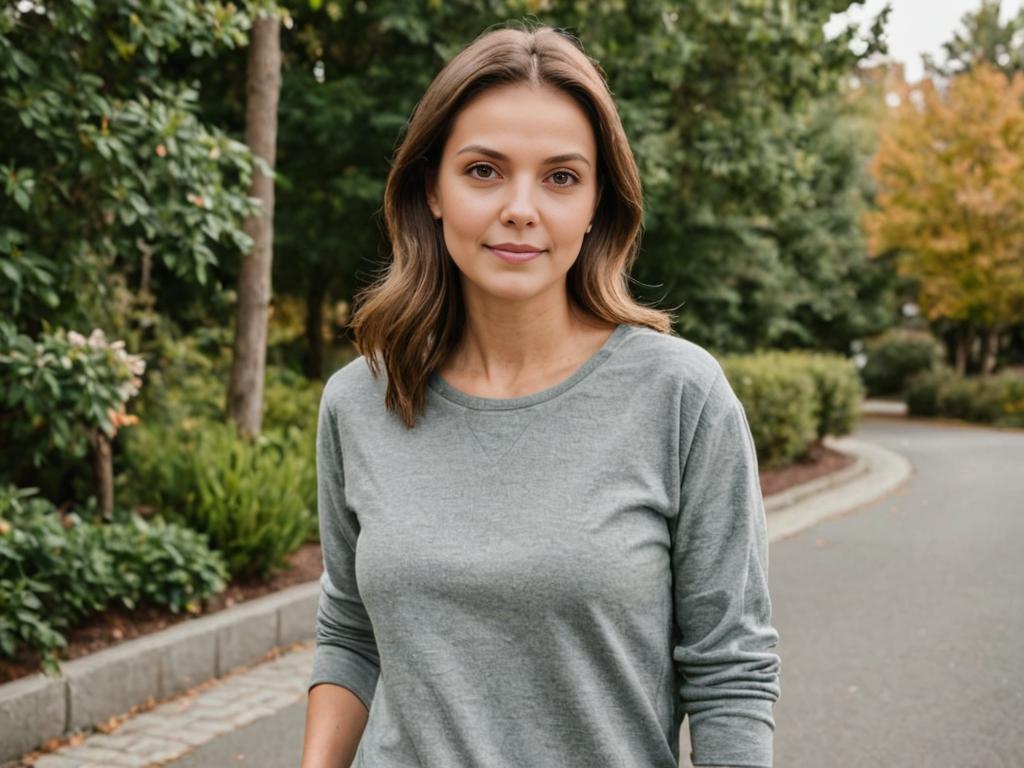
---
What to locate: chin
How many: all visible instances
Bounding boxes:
[467,275,556,304]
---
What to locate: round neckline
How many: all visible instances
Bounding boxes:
[428,323,632,411]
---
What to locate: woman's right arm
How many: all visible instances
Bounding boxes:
[302,384,381,767]
[301,683,369,768]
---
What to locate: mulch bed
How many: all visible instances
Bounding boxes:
[758,441,855,497]
[1,443,853,686]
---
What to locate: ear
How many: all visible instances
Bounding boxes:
[425,169,442,220]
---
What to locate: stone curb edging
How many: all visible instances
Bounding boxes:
[765,435,914,544]
[0,580,320,763]
[1,435,910,764]
[763,451,870,515]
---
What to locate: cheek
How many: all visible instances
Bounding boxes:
[550,198,594,238]
[442,187,493,237]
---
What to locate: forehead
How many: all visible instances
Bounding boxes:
[443,83,597,161]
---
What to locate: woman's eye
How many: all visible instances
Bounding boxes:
[468,164,497,180]
[549,170,578,187]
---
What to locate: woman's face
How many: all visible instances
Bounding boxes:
[426,82,599,310]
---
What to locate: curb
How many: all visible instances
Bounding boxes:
[0,436,912,763]
[763,452,870,515]
[861,398,908,417]
[765,435,914,543]
[0,580,320,763]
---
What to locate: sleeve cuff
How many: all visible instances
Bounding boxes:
[307,643,380,712]
[689,711,775,768]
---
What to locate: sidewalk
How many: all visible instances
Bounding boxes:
[2,418,913,768]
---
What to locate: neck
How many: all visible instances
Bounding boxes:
[447,291,609,386]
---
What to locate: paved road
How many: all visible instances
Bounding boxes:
[772,417,1024,768]
[167,416,1024,768]
[168,698,307,767]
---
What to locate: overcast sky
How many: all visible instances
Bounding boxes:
[825,0,1024,82]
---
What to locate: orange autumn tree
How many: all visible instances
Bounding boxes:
[866,62,1024,375]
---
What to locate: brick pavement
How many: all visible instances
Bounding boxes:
[18,644,314,768]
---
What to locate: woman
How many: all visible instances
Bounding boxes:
[301,22,780,768]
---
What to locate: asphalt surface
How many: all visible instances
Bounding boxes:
[167,699,307,767]
[167,416,1024,768]
[772,417,1024,768]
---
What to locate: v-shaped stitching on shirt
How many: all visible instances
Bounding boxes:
[462,409,539,466]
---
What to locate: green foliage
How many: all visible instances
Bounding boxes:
[905,367,1024,426]
[925,0,1024,78]
[860,329,946,396]
[0,485,227,677]
[128,329,321,434]
[263,364,322,435]
[904,367,956,417]
[116,332,321,579]
[188,422,317,579]
[0,323,145,477]
[560,1,892,353]
[721,350,863,469]
[123,419,316,580]
[192,0,900,368]
[935,374,1024,426]
[720,356,817,470]
[0,1,258,333]
[773,351,864,440]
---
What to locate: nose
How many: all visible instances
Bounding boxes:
[500,175,538,228]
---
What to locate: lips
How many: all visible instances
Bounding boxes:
[489,242,545,253]
[486,242,546,265]
[486,245,546,264]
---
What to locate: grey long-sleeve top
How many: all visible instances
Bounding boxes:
[308,322,781,767]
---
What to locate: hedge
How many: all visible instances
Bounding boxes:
[720,351,863,470]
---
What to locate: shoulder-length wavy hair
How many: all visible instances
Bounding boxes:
[349,21,673,428]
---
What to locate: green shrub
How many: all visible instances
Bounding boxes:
[123,419,318,580]
[133,332,322,435]
[0,486,227,676]
[117,332,322,577]
[905,367,955,417]
[721,350,863,469]
[997,376,1024,428]
[767,351,863,440]
[927,372,1024,426]
[0,323,145,499]
[936,377,1006,423]
[720,355,818,470]
[860,329,945,396]
[263,365,323,435]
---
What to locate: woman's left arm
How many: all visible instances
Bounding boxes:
[672,366,782,768]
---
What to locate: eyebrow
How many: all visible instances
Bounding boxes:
[455,144,592,168]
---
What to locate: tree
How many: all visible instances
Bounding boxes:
[184,0,895,368]
[227,7,282,439]
[0,1,259,508]
[866,63,1024,375]
[0,2,258,339]
[557,0,893,353]
[924,0,1024,79]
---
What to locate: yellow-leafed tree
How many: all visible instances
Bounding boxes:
[866,63,1024,374]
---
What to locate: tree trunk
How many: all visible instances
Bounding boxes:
[227,14,281,439]
[88,428,113,519]
[980,327,1000,376]
[136,237,152,299]
[303,265,326,379]
[954,324,974,376]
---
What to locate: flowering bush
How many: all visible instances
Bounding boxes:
[0,322,145,475]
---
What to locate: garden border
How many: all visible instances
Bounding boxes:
[0,581,319,763]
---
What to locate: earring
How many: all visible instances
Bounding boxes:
[586,223,592,233]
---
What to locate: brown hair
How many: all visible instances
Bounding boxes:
[349,20,673,427]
